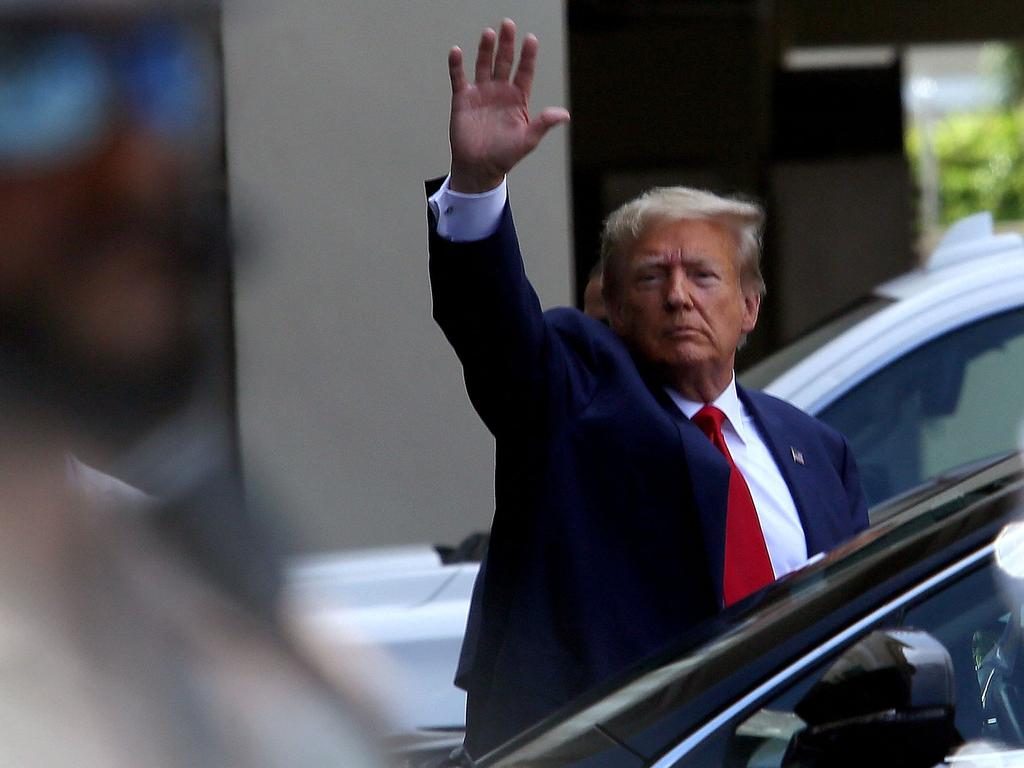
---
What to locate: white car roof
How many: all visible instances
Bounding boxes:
[764,212,1024,412]
[876,212,1024,299]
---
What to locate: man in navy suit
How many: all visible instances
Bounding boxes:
[428,20,869,757]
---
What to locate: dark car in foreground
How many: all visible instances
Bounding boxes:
[463,453,1024,768]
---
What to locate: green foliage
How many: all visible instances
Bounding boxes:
[998,43,1024,107]
[907,107,1024,224]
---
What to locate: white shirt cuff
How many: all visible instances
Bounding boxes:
[428,176,507,242]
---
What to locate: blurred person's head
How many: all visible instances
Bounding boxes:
[0,1,225,451]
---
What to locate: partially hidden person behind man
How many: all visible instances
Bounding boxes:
[427,19,870,758]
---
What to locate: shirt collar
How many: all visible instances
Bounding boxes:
[665,375,751,445]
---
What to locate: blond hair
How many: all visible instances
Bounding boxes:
[599,186,766,300]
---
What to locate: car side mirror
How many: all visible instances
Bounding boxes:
[782,628,959,768]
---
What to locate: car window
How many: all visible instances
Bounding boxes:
[675,560,1011,768]
[900,561,1009,744]
[739,297,893,390]
[818,307,1024,506]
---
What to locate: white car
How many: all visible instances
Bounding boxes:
[288,211,1024,749]
[286,544,478,731]
[744,211,1024,507]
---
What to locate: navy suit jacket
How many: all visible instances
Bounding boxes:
[428,190,869,756]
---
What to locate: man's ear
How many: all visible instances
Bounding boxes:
[603,289,626,334]
[741,289,761,334]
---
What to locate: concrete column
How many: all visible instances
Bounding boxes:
[222,2,572,550]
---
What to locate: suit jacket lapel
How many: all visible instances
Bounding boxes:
[655,387,730,609]
[738,386,829,557]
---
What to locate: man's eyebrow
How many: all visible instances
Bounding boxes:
[633,250,714,268]
[634,251,679,266]
[633,253,668,267]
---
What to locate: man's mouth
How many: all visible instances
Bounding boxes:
[665,326,703,339]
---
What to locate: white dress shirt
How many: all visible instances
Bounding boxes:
[430,175,810,577]
[665,380,808,578]
[429,175,507,242]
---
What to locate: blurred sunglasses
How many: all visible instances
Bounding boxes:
[0,20,219,169]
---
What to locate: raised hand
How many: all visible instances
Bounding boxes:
[447,19,570,193]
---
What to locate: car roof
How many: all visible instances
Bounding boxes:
[480,453,1024,767]
[757,215,1024,411]
[878,212,1024,299]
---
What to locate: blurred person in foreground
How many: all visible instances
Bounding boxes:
[428,20,869,756]
[0,2,384,765]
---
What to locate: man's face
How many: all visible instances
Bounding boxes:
[0,131,197,370]
[0,18,223,439]
[606,217,760,389]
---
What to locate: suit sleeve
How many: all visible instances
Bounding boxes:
[428,194,566,437]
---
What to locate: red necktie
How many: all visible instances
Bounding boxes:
[692,405,775,606]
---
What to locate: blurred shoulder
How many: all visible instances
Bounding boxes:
[66,457,156,512]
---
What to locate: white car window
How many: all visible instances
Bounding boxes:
[818,307,1024,506]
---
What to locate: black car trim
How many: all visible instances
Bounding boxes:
[481,458,1022,767]
[649,543,993,767]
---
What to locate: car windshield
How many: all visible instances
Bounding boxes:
[481,454,1024,768]
[739,296,894,389]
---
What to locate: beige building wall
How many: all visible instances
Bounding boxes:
[222,3,572,551]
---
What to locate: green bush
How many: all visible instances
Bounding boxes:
[907,108,1024,224]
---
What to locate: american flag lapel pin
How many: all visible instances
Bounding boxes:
[791,447,805,465]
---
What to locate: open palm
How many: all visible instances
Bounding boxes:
[448,20,570,193]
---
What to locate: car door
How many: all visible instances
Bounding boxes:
[656,536,1024,768]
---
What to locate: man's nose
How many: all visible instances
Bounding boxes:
[664,270,693,310]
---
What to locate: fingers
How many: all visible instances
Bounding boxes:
[474,27,496,84]
[526,107,571,145]
[472,20,530,87]
[464,20,546,102]
[537,107,571,127]
[511,33,539,97]
[492,19,516,81]
[448,47,467,94]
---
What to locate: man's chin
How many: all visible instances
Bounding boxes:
[661,344,716,370]
[658,348,736,390]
